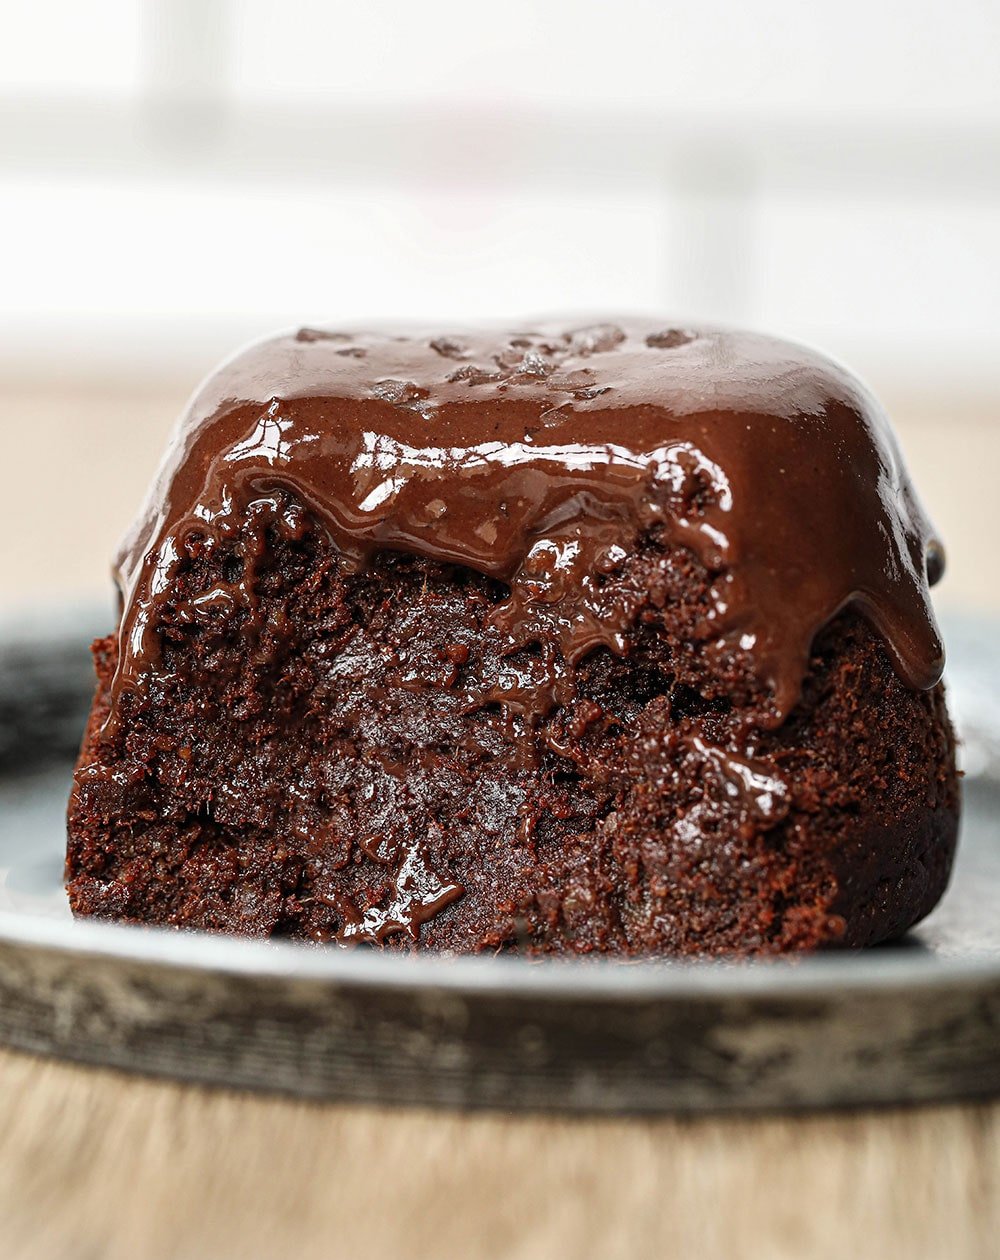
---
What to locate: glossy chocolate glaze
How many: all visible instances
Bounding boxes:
[109,319,944,736]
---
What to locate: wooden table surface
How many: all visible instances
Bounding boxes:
[1,380,998,1260]
[0,1047,996,1260]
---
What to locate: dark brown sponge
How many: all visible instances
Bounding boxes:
[67,495,958,955]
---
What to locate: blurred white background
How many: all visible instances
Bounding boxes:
[1,0,998,611]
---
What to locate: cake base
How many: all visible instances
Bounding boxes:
[67,501,959,956]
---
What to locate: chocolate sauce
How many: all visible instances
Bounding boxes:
[110,319,944,732]
[337,833,463,945]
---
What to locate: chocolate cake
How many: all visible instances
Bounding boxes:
[66,320,959,954]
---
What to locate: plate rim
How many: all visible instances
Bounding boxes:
[1,907,997,1001]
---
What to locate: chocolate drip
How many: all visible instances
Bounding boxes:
[336,831,464,945]
[109,320,944,732]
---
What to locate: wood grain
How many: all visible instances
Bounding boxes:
[0,1046,996,1260]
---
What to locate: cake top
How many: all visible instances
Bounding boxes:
[112,319,944,728]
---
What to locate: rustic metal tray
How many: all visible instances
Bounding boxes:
[0,605,997,1113]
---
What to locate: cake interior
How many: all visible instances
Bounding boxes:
[67,490,958,955]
